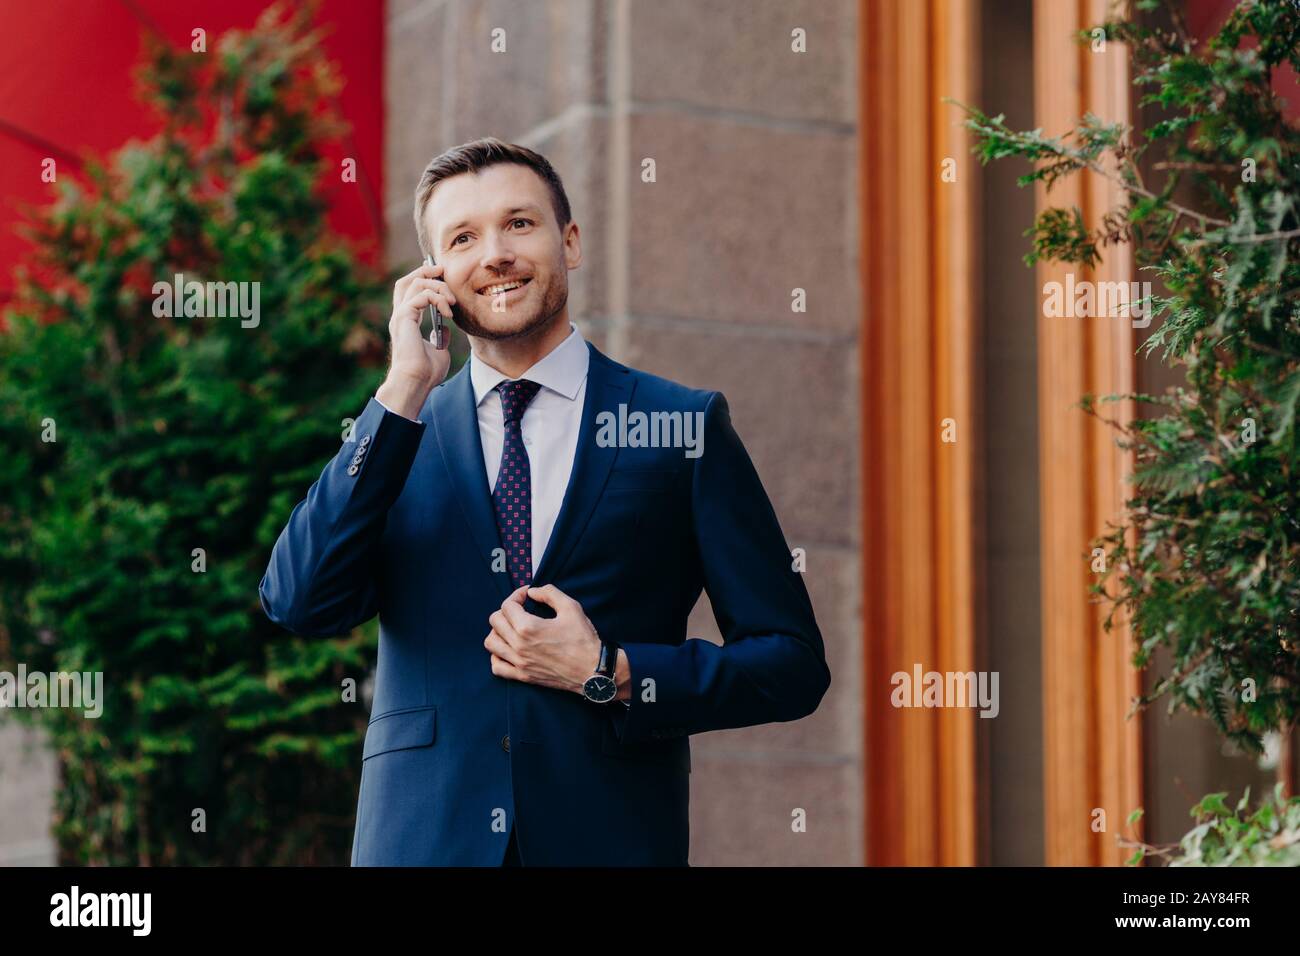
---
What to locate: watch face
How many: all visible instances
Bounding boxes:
[583,675,617,703]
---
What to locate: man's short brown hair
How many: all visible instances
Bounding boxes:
[413,137,572,259]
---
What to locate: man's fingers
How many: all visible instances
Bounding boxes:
[404,281,456,313]
[393,262,446,306]
[405,261,444,281]
[488,609,522,648]
[525,584,577,614]
[400,284,456,322]
[503,584,529,606]
[398,287,454,321]
[484,631,523,667]
[489,652,526,682]
[405,277,457,304]
[499,597,535,636]
[393,264,430,301]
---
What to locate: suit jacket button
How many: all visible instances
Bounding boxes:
[347,464,359,476]
[501,734,510,753]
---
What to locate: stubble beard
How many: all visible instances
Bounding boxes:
[450,275,568,343]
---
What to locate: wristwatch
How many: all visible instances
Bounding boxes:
[582,638,621,704]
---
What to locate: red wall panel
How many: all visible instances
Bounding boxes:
[0,0,385,302]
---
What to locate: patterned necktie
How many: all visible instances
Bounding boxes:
[492,379,543,590]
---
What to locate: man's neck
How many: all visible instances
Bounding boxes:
[468,313,573,379]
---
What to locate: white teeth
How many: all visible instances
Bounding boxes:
[483,280,526,295]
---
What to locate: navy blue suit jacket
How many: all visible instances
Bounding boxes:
[259,340,830,865]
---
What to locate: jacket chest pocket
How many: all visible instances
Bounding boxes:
[603,467,679,494]
[603,468,681,527]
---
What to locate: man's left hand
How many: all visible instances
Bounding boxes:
[485,584,603,696]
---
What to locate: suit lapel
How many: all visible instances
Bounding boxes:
[532,341,635,585]
[431,363,513,602]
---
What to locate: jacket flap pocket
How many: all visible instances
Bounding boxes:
[363,705,437,760]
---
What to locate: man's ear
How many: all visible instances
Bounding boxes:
[563,221,582,270]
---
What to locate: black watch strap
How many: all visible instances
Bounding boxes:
[597,639,619,678]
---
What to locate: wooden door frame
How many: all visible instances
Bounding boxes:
[859,0,1144,866]
[860,0,981,866]
[1033,0,1144,867]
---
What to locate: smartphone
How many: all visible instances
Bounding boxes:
[424,254,449,350]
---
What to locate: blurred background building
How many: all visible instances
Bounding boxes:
[1,0,1294,866]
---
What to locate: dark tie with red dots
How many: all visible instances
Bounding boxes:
[492,379,543,590]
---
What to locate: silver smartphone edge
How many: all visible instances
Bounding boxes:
[423,254,448,350]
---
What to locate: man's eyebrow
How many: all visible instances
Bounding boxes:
[440,205,545,245]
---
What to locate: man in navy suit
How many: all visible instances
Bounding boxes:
[259,138,830,866]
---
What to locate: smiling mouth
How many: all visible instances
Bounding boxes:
[477,277,532,296]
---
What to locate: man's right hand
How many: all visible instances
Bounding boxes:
[375,262,456,420]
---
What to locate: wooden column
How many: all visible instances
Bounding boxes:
[861,0,981,866]
[1033,0,1144,866]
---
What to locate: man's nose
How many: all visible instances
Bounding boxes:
[480,232,516,271]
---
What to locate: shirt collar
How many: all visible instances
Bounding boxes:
[470,322,588,407]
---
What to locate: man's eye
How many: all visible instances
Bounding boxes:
[510,218,533,229]
[451,234,469,245]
